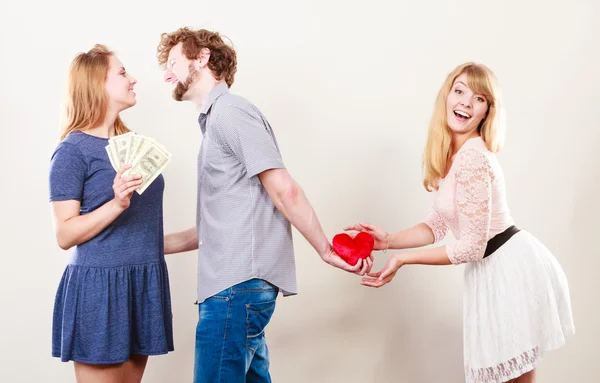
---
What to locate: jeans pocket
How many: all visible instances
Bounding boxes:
[245,299,276,339]
[196,296,230,339]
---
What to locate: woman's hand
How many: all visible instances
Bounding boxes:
[360,253,404,288]
[112,164,142,210]
[344,222,389,251]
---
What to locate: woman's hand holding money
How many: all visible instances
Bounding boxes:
[112,164,142,210]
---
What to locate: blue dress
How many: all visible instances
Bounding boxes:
[49,131,174,364]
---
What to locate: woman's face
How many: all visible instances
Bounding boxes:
[446,72,489,136]
[105,55,137,111]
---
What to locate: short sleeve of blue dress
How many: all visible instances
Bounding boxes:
[49,132,174,364]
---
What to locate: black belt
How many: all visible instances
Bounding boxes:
[483,225,520,258]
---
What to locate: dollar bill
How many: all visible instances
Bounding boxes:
[105,132,172,194]
[105,145,118,170]
[144,137,172,160]
[126,134,148,166]
[125,142,171,194]
[109,132,134,169]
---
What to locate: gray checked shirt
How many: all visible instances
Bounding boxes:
[195,82,297,304]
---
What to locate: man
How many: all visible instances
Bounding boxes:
[158,27,372,382]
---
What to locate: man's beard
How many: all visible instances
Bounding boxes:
[173,64,200,101]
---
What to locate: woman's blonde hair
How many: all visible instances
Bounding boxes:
[59,44,130,141]
[422,62,505,191]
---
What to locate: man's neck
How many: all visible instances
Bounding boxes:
[186,77,224,112]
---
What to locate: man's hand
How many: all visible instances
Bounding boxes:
[320,246,374,276]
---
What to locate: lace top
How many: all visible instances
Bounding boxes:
[423,137,514,264]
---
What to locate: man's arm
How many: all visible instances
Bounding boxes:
[164,226,199,254]
[212,105,370,274]
[258,168,371,275]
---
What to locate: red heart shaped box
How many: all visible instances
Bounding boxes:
[332,231,374,266]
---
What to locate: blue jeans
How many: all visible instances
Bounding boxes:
[193,279,278,383]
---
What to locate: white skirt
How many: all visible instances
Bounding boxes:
[463,230,575,383]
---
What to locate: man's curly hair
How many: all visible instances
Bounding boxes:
[157,27,237,87]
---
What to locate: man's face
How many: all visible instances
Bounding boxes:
[163,43,200,101]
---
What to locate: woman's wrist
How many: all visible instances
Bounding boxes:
[383,232,392,252]
[394,252,406,267]
[109,198,127,213]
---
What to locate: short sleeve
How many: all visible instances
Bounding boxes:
[49,142,87,202]
[214,105,285,178]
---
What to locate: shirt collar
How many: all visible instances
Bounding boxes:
[199,82,229,116]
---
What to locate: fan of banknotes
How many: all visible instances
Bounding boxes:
[105,132,172,195]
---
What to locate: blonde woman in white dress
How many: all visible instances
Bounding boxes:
[346,62,574,383]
